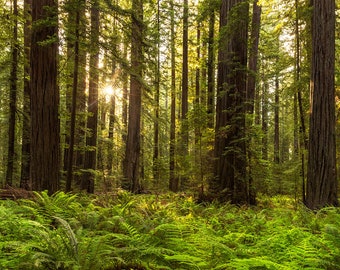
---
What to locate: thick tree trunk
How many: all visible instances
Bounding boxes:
[212,0,249,204]
[122,0,143,193]
[30,0,60,193]
[306,0,338,209]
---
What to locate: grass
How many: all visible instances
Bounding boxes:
[0,191,339,269]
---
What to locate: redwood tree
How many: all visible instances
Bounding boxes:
[20,0,32,189]
[30,0,60,193]
[82,0,100,193]
[212,0,249,204]
[6,0,19,187]
[122,0,143,193]
[306,0,338,209]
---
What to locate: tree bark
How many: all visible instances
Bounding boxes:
[179,0,189,189]
[274,75,280,164]
[122,0,143,193]
[246,0,261,115]
[66,3,81,192]
[153,0,160,184]
[30,0,60,193]
[6,0,19,187]
[169,0,178,192]
[82,0,100,193]
[20,0,31,190]
[212,0,249,204]
[306,0,338,209]
[207,7,215,129]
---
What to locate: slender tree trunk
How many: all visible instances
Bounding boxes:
[153,0,160,185]
[74,1,87,183]
[66,6,81,192]
[274,75,280,164]
[306,0,338,209]
[246,0,261,205]
[246,0,261,114]
[122,42,128,143]
[179,0,189,189]
[30,0,60,193]
[20,0,31,190]
[169,0,178,192]
[294,0,306,201]
[262,79,268,161]
[6,0,18,187]
[82,0,100,193]
[207,7,215,129]
[122,0,143,193]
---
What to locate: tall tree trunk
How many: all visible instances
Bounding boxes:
[122,42,128,143]
[246,0,261,115]
[180,0,189,189]
[274,75,280,164]
[20,0,31,189]
[294,0,307,201]
[153,0,160,185]
[169,0,178,192]
[30,0,60,193]
[74,1,87,183]
[246,0,261,205]
[262,79,268,161]
[66,4,81,192]
[207,6,215,129]
[212,0,249,204]
[82,0,100,193]
[122,0,143,193]
[306,0,338,209]
[6,0,18,187]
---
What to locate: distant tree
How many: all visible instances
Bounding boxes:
[306,0,338,209]
[20,0,31,189]
[153,0,160,184]
[274,75,280,164]
[246,0,261,205]
[206,4,216,129]
[65,0,84,192]
[30,0,60,193]
[169,0,178,192]
[82,0,100,193]
[6,0,18,187]
[179,0,189,189]
[122,0,143,193]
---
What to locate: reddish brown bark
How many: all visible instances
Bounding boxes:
[306,0,338,209]
[30,0,60,193]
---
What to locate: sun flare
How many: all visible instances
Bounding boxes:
[103,85,114,97]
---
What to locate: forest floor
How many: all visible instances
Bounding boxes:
[0,190,339,269]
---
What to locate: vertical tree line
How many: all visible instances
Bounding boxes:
[0,0,338,210]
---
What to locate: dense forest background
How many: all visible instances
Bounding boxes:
[0,0,339,209]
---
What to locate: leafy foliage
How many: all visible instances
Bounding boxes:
[0,192,339,269]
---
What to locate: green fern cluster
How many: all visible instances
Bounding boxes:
[0,192,339,269]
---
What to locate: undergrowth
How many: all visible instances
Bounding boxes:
[0,191,339,269]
